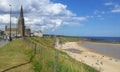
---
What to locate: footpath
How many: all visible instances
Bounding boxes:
[0,40,9,48]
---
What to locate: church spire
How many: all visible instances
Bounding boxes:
[20,5,23,17]
[18,5,25,36]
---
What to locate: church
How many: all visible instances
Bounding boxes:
[4,6,31,37]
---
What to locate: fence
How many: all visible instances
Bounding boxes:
[23,37,97,72]
[23,38,59,72]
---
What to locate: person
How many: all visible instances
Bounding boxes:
[7,36,9,41]
[100,62,103,65]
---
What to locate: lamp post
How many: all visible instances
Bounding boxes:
[9,5,12,41]
[16,17,17,38]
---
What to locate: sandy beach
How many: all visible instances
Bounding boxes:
[56,42,120,72]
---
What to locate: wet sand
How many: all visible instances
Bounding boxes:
[56,42,120,72]
[79,41,120,59]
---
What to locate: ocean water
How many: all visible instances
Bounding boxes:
[80,42,120,59]
[80,37,120,42]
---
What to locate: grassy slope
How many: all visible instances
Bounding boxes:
[0,37,98,72]
[26,36,98,72]
[59,36,82,43]
[0,39,34,72]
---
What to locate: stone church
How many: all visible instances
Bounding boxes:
[4,6,31,37]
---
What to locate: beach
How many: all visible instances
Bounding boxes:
[56,42,120,72]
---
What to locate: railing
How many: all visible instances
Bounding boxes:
[23,37,98,72]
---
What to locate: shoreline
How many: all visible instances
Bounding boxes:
[78,41,120,60]
[81,41,120,46]
[57,41,120,72]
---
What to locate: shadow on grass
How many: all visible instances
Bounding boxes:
[1,61,30,72]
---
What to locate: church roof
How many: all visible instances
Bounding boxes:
[20,5,24,17]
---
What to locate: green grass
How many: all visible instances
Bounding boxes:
[26,36,98,72]
[0,39,34,72]
[59,36,82,43]
[0,36,98,72]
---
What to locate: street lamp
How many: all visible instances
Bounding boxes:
[9,5,12,41]
[16,17,17,38]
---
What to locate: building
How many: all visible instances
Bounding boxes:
[0,30,4,36]
[4,6,31,37]
[4,26,17,37]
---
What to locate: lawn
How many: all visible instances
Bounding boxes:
[26,36,98,72]
[0,39,34,72]
[0,36,98,72]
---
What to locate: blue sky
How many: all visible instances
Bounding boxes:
[0,0,120,37]
[47,0,120,37]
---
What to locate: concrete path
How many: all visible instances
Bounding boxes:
[0,40,9,48]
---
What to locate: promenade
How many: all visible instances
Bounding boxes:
[0,40,9,48]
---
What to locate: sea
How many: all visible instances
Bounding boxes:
[80,37,120,42]
[79,37,120,59]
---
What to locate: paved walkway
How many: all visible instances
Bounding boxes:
[0,40,9,48]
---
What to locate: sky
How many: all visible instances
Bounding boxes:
[0,0,120,37]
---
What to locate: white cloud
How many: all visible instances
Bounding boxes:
[50,19,62,27]
[0,0,9,12]
[94,10,99,15]
[92,10,105,20]
[104,2,114,6]
[94,10,106,15]
[0,0,86,31]
[0,14,18,30]
[72,17,87,21]
[86,16,94,18]
[111,9,120,13]
[63,22,80,25]
[0,14,10,24]
[0,14,18,25]
[104,2,120,13]
[111,4,120,13]
[44,3,75,16]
